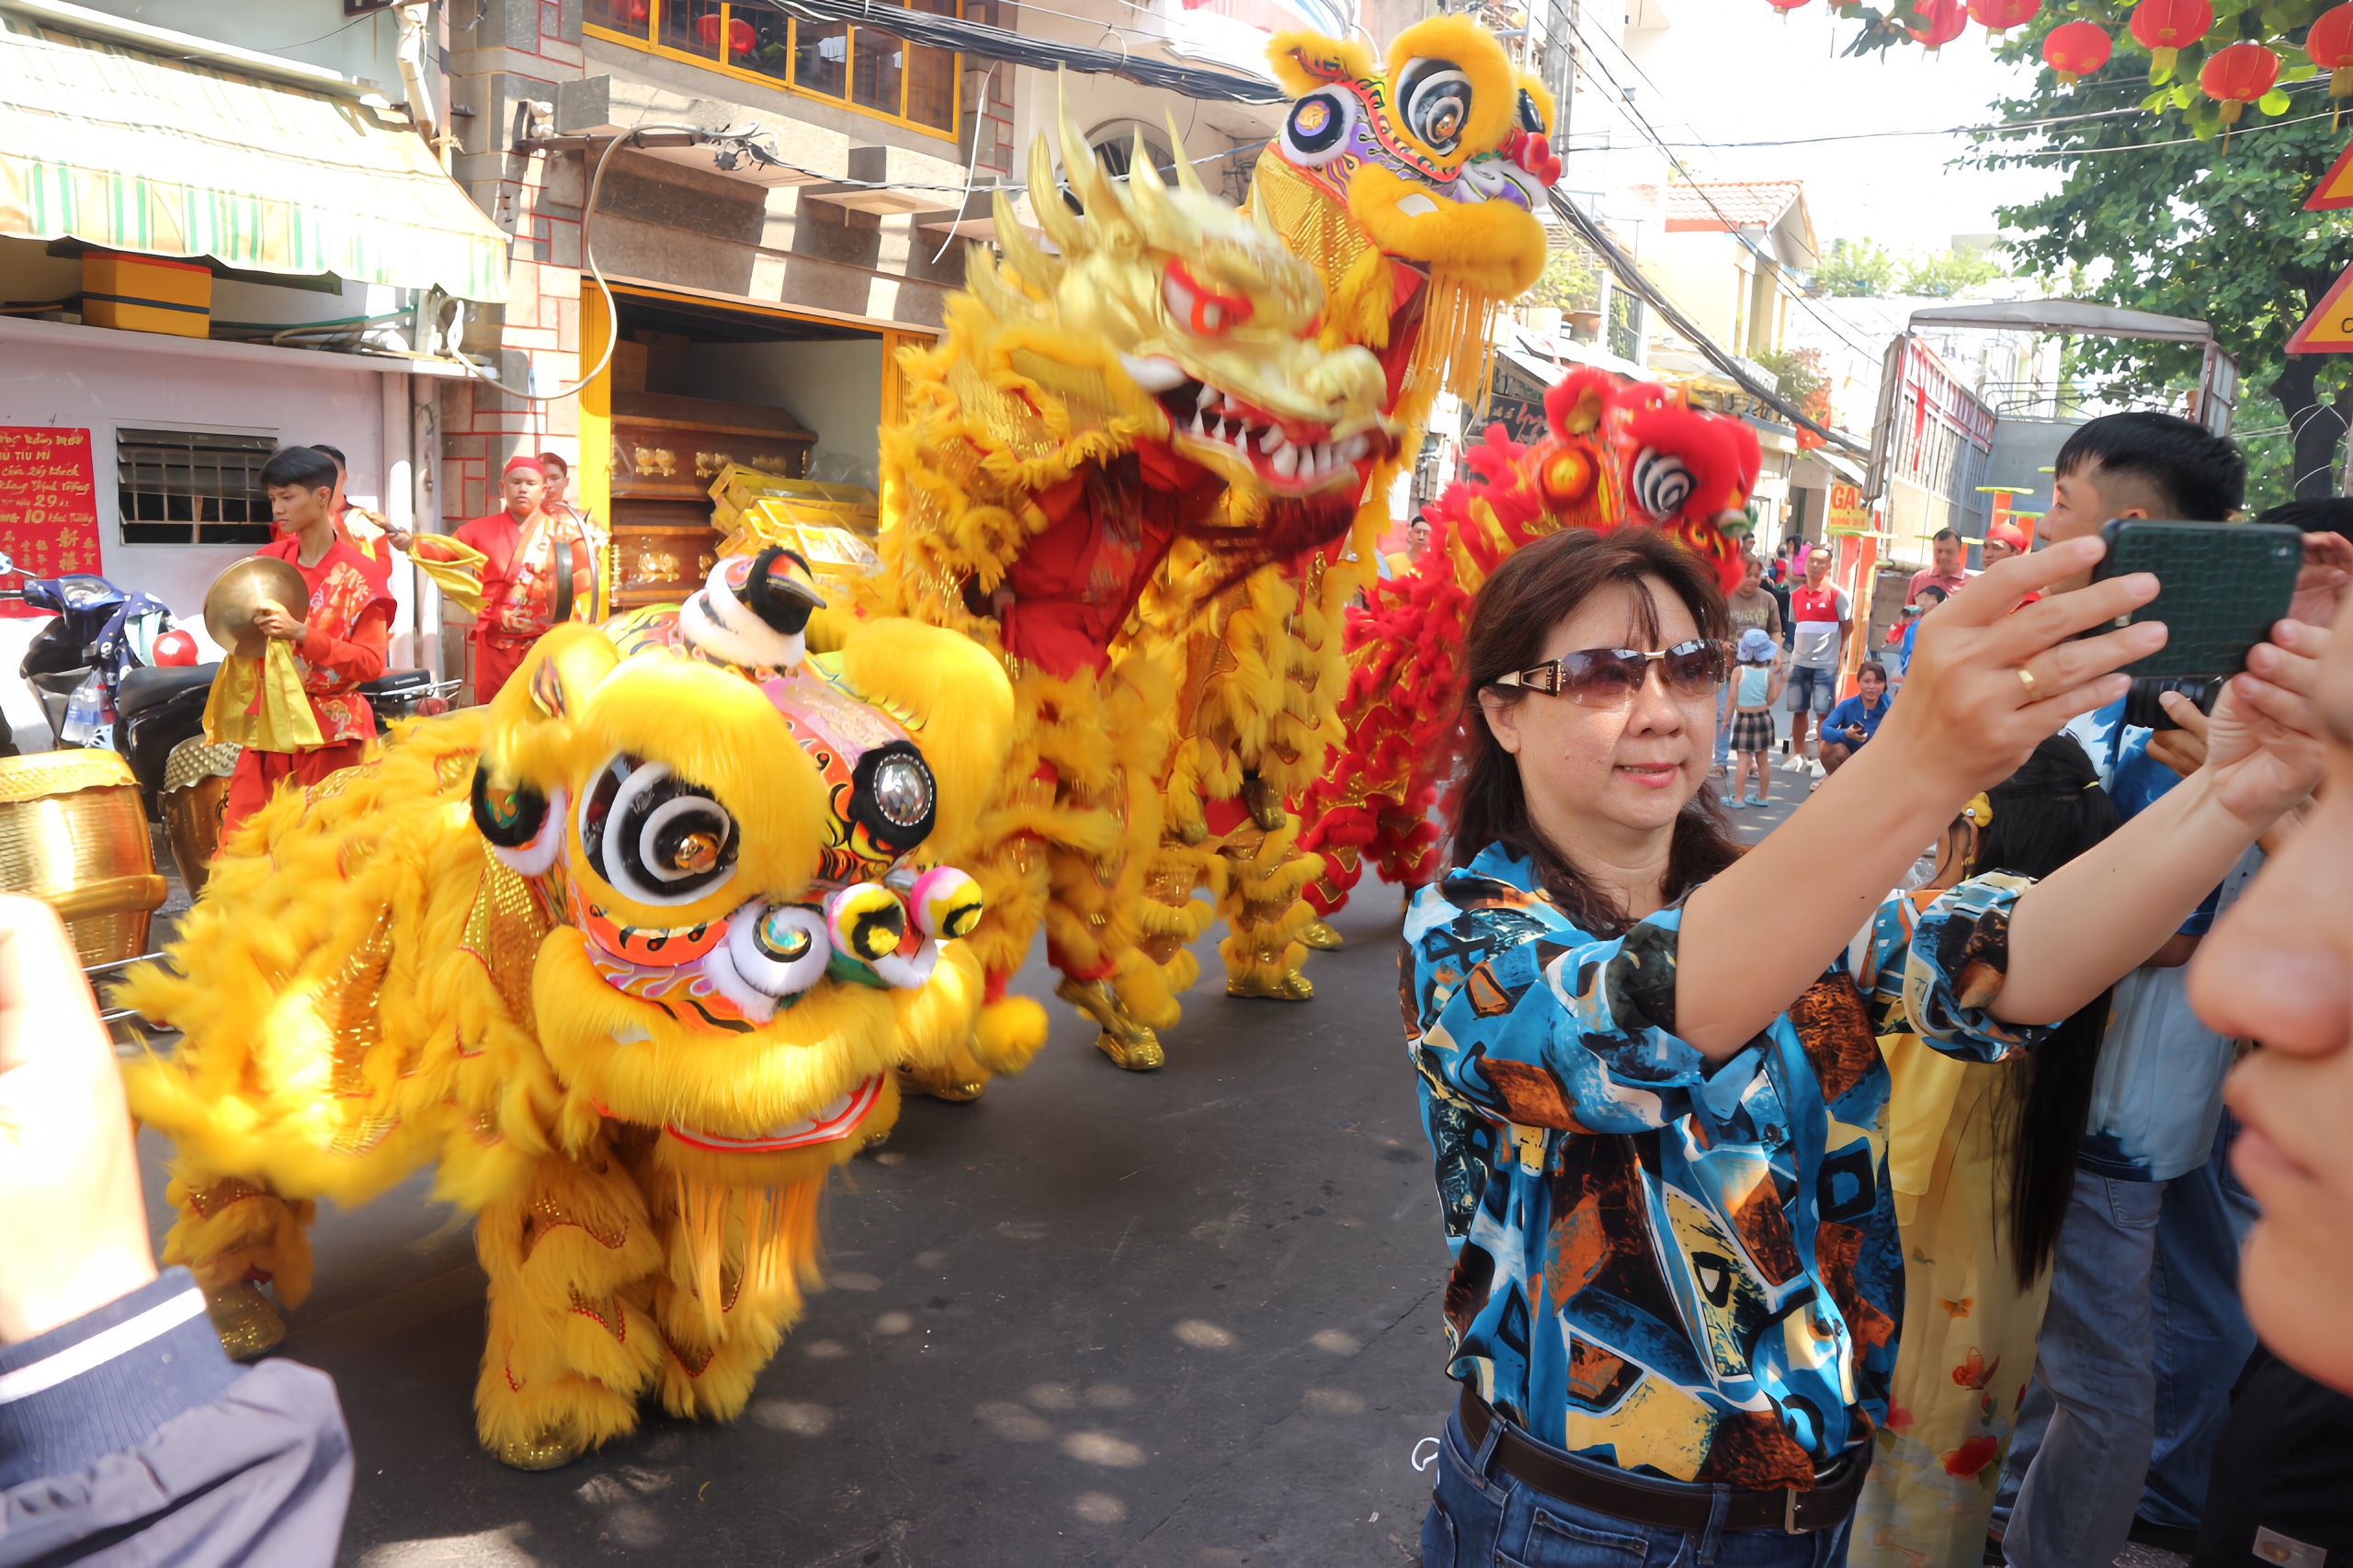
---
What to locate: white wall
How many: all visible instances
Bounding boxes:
[0,321,420,734]
[64,0,405,91]
[678,339,886,491]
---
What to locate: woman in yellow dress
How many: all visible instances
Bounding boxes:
[1851,737,2120,1567]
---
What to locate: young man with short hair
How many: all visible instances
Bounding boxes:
[387,455,599,705]
[308,443,393,592]
[1782,544,1848,772]
[210,446,393,838]
[1991,411,2269,1567]
[1908,527,1971,604]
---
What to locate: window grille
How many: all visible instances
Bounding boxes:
[116,427,277,546]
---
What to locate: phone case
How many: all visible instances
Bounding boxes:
[2094,520,2302,679]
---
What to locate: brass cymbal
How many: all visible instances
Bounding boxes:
[203,555,306,661]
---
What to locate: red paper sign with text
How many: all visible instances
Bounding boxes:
[0,426,102,618]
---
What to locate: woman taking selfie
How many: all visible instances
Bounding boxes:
[1406,527,2329,1566]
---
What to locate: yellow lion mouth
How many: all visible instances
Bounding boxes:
[1146,372,1393,496]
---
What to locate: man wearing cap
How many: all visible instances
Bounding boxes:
[1983,519,2029,565]
[387,455,601,705]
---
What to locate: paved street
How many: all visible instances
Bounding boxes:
[134,876,1455,1568]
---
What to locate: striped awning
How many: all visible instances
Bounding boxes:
[0,13,509,302]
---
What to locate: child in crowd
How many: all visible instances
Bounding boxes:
[1721,626,1782,809]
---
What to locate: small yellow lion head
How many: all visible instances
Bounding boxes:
[1263,16,1559,300]
[467,551,1013,1157]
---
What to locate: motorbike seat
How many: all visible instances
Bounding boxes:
[358,668,430,699]
[117,663,221,717]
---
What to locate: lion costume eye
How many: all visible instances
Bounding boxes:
[1631,449,1695,520]
[580,756,740,906]
[1516,87,1548,135]
[1395,58,1473,155]
[1280,87,1356,167]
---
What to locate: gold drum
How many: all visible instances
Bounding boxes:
[160,737,240,901]
[0,749,169,964]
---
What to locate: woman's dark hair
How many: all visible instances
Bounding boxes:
[1452,528,1742,933]
[1975,734,2122,1289]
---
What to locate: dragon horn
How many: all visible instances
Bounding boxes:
[993,185,1063,289]
[1121,127,1180,233]
[1164,110,1208,194]
[963,236,1036,323]
[1054,75,1129,232]
[1026,126,1086,256]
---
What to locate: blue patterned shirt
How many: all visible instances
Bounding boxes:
[1403,846,2044,1488]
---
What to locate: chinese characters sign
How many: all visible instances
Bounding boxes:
[0,427,101,618]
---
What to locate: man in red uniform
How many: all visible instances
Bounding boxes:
[309,443,394,592]
[217,446,393,837]
[388,455,600,705]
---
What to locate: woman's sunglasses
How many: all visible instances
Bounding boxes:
[1489,638,1730,707]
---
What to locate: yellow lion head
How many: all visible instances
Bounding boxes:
[1253,17,1560,412]
[468,551,1013,1159]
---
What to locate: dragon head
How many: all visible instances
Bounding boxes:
[959,111,1399,503]
[467,552,1014,1159]
[1253,16,1559,414]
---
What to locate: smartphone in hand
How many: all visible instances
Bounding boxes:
[2086,518,2301,681]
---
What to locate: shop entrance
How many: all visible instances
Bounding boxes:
[598,284,903,610]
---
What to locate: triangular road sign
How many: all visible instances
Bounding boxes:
[2288,258,2353,352]
[2311,134,2353,210]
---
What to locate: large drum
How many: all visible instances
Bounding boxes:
[159,736,239,900]
[0,750,168,964]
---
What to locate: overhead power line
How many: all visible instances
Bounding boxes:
[741,0,1288,102]
[1548,187,1871,458]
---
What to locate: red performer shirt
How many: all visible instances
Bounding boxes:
[259,535,394,745]
[449,509,599,644]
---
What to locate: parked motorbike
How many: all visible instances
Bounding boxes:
[0,551,174,753]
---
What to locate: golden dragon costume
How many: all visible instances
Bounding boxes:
[869,113,1396,1088]
[1294,370,1765,915]
[119,549,1014,1468]
[1143,16,1563,1002]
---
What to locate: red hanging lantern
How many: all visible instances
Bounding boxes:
[2130,0,2214,77]
[1905,0,1969,49]
[2307,2,2353,110]
[1967,0,2040,31]
[2201,40,2281,145]
[2042,19,2115,83]
[1764,0,1812,12]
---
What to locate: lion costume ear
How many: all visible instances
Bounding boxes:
[827,619,1016,860]
[470,624,620,868]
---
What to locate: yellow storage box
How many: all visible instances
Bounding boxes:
[82,252,212,337]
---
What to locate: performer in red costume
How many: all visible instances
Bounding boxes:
[389,454,602,704]
[213,446,393,837]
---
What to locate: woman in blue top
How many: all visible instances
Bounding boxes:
[1408,527,2328,1566]
[1816,660,1892,783]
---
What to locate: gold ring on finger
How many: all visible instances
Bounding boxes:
[2016,665,2041,703]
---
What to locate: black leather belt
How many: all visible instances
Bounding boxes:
[1457,1388,1870,1535]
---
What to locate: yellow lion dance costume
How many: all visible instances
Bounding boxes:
[1142,16,1561,1002]
[119,549,1013,1468]
[870,110,1395,1089]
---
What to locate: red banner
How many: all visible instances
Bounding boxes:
[0,426,102,618]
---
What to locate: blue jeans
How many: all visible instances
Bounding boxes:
[1423,1408,1853,1567]
[1994,1172,2165,1567]
[2140,1114,2258,1531]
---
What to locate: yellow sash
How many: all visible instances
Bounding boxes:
[202,641,326,751]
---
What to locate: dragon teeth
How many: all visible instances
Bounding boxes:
[1190,411,1207,438]
[1197,383,1218,409]
[1271,443,1300,480]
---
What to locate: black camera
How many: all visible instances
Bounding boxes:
[2123,675,2222,732]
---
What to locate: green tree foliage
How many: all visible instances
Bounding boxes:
[1755,344,1836,423]
[1900,248,2003,296]
[1812,237,1898,296]
[1974,6,2353,501]
[1526,242,1604,313]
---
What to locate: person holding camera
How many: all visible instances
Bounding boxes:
[1990,415,2353,1568]
[1408,520,2329,1566]
[0,898,350,1564]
